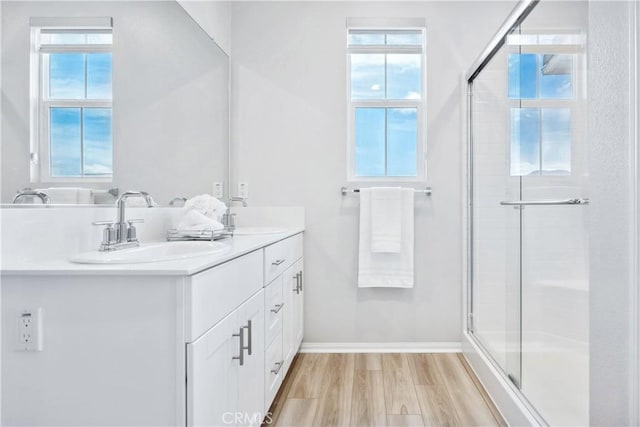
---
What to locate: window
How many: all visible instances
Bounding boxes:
[507,33,579,176]
[347,23,426,181]
[30,21,113,181]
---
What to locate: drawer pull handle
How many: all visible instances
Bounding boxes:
[298,270,303,291]
[271,303,284,314]
[271,360,285,375]
[294,272,301,294]
[272,259,286,266]
[232,327,244,366]
[242,320,253,356]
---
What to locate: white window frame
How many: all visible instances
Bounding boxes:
[346,22,427,183]
[30,20,113,183]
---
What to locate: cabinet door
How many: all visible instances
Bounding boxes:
[187,310,239,427]
[293,258,304,350]
[236,290,266,426]
[282,264,297,373]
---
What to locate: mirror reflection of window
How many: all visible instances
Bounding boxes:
[31,23,113,181]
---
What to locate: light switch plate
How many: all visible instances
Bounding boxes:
[213,182,224,199]
[238,182,249,198]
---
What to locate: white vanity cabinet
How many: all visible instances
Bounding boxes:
[186,250,266,427]
[283,258,304,374]
[187,290,264,427]
[262,234,304,410]
[187,232,304,426]
[1,231,304,427]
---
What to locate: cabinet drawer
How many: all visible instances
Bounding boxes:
[264,234,303,285]
[186,250,264,342]
[264,276,284,348]
[264,334,284,410]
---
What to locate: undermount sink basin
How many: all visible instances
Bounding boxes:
[70,241,229,264]
[233,226,286,235]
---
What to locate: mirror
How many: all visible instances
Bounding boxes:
[1,1,229,206]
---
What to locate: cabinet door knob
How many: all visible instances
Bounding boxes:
[271,303,284,314]
[232,327,244,366]
[272,259,286,266]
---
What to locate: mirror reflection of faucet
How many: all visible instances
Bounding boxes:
[169,197,187,207]
[222,196,247,232]
[12,188,51,205]
[92,191,155,252]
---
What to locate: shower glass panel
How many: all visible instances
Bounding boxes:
[468,1,589,425]
[470,36,522,387]
[517,2,589,425]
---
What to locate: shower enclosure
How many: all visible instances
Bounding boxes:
[466,0,589,425]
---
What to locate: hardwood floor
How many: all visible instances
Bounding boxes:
[265,353,506,427]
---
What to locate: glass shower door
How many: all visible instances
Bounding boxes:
[513,3,590,424]
[470,35,523,387]
[469,2,590,424]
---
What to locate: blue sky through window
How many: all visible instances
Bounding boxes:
[350,32,422,178]
[508,53,572,176]
[47,48,112,177]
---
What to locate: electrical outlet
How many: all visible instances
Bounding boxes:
[18,308,43,352]
[213,182,224,199]
[238,182,249,199]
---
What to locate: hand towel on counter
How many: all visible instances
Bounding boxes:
[371,187,403,253]
[177,209,224,232]
[183,194,227,222]
[176,194,227,231]
[358,187,414,288]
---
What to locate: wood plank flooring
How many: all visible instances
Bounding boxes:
[266,353,506,427]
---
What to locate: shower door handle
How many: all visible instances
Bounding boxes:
[500,198,589,206]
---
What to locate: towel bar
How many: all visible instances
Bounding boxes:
[341,186,432,196]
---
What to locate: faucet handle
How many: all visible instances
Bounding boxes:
[126,219,144,243]
[92,221,117,249]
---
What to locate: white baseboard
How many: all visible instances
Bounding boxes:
[299,341,461,353]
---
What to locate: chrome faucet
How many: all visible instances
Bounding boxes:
[13,188,50,205]
[93,191,154,251]
[222,196,247,231]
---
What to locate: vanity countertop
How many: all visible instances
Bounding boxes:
[0,228,304,277]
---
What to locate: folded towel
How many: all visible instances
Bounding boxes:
[183,194,227,222]
[371,187,403,253]
[358,188,414,288]
[177,210,224,231]
[36,187,93,204]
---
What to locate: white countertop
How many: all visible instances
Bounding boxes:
[0,228,304,276]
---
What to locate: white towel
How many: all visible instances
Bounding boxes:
[177,210,224,232]
[183,194,227,222]
[371,187,403,253]
[358,188,414,288]
[177,194,227,231]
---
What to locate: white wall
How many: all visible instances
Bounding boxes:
[1,1,229,206]
[588,1,636,425]
[230,1,512,344]
[176,0,232,55]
